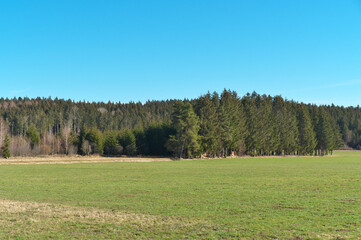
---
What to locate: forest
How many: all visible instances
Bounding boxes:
[0,89,359,158]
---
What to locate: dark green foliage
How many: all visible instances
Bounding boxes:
[86,128,103,154]
[243,93,279,156]
[2,135,10,158]
[103,132,122,155]
[273,97,299,155]
[26,125,40,149]
[315,108,335,155]
[297,104,317,155]
[218,90,247,157]
[167,101,200,158]
[77,125,87,155]
[117,130,136,156]
[194,93,221,157]
[144,123,174,156]
[0,91,357,157]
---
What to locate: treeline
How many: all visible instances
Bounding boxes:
[0,90,358,158]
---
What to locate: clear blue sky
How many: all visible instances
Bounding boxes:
[1,0,361,106]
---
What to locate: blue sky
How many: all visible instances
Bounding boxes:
[0,0,361,106]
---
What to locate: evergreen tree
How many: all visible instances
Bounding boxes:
[118,129,136,155]
[316,108,334,155]
[143,122,174,156]
[86,128,103,154]
[195,93,221,157]
[259,95,280,155]
[243,92,261,156]
[2,135,10,158]
[103,132,122,155]
[26,125,40,149]
[218,90,247,157]
[297,104,317,155]
[167,101,200,158]
[273,97,299,155]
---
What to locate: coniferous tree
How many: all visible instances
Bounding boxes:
[26,125,40,149]
[195,93,221,157]
[167,101,200,158]
[143,122,174,156]
[273,97,299,155]
[243,92,261,156]
[118,129,137,155]
[103,132,122,155]
[297,104,317,155]
[2,135,10,158]
[218,90,247,157]
[316,108,334,155]
[260,95,280,155]
[86,128,103,154]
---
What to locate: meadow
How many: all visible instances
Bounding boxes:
[0,151,361,239]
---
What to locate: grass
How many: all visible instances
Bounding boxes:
[0,151,361,239]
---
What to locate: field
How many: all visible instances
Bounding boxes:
[0,151,361,239]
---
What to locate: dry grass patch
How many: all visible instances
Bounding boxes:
[0,199,198,226]
[0,155,173,165]
[0,199,211,239]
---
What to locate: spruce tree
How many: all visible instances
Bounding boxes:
[297,104,317,155]
[26,125,40,149]
[243,93,260,156]
[218,90,247,157]
[195,93,221,157]
[273,97,299,155]
[2,135,10,158]
[118,129,137,155]
[167,101,200,158]
[316,108,334,155]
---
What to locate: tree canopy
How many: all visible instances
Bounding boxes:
[0,90,354,158]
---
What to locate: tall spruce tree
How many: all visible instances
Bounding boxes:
[273,97,299,155]
[167,101,200,158]
[297,104,317,155]
[218,90,247,157]
[316,108,335,155]
[243,92,260,156]
[195,93,221,157]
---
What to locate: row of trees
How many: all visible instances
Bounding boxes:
[0,90,350,158]
[168,91,342,158]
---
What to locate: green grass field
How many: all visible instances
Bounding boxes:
[1,151,361,239]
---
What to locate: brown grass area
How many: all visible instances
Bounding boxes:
[0,155,173,165]
[0,153,339,165]
[0,198,195,226]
